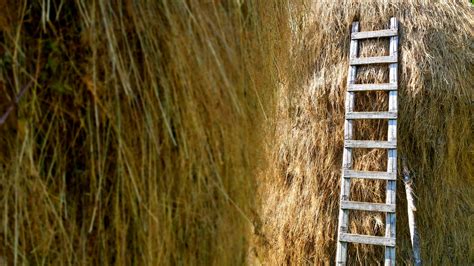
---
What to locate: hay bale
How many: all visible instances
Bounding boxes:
[0,1,290,264]
[258,0,473,264]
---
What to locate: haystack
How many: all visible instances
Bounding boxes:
[257,0,473,264]
[0,1,290,264]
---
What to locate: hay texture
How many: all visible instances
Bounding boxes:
[257,0,473,264]
[0,1,290,264]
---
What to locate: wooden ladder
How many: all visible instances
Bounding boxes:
[336,17,399,266]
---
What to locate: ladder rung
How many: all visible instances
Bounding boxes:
[340,233,395,247]
[344,140,396,149]
[348,83,397,91]
[346,112,397,120]
[341,201,395,212]
[343,170,396,180]
[351,29,398,40]
[350,56,397,65]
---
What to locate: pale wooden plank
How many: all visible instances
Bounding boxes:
[351,29,398,40]
[385,17,398,266]
[341,201,396,212]
[348,83,397,91]
[346,112,397,119]
[402,158,422,265]
[344,140,396,149]
[336,21,359,266]
[350,55,397,65]
[340,233,396,247]
[343,170,396,180]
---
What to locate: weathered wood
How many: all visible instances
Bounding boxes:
[341,201,395,212]
[340,233,396,247]
[343,170,396,180]
[402,157,422,266]
[385,17,398,266]
[348,83,397,91]
[346,112,397,120]
[345,140,396,149]
[351,29,398,40]
[336,21,359,266]
[337,18,400,265]
[350,55,397,65]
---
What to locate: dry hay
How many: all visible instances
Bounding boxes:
[0,1,291,264]
[257,0,474,264]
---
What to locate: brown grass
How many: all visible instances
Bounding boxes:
[0,1,291,264]
[257,0,474,264]
[1,0,472,265]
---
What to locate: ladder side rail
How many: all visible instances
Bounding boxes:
[336,21,359,266]
[385,17,398,266]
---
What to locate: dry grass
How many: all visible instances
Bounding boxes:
[0,1,292,264]
[257,0,474,264]
[1,0,473,265]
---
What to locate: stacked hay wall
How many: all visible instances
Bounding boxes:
[258,0,473,264]
[0,1,291,264]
